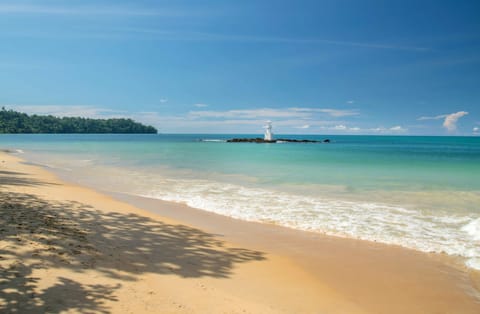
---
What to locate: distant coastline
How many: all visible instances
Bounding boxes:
[0,108,157,134]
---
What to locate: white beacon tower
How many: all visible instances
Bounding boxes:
[264,121,273,141]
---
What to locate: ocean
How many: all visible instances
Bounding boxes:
[2,134,479,270]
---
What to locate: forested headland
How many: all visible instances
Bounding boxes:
[0,108,157,134]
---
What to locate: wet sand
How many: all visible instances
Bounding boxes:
[1,151,479,313]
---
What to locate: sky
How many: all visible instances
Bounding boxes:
[1,0,479,135]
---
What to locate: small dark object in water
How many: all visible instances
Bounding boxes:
[226,138,329,144]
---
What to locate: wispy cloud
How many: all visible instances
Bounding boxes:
[0,4,204,17]
[318,108,359,117]
[5,104,166,130]
[188,107,359,119]
[5,105,124,119]
[295,124,310,129]
[193,103,208,108]
[319,124,407,134]
[0,6,428,52]
[189,108,311,119]
[185,106,364,134]
[159,98,168,104]
[289,107,360,117]
[417,114,447,121]
[120,28,429,51]
[473,127,479,135]
[354,125,407,133]
[4,104,410,134]
[318,124,408,134]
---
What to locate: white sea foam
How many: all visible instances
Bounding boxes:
[127,174,480,271]
[12,134,480,272]
[462,218,480,241]
[200,139,226,142]
[23,160,73,172]
[46,161,480,271]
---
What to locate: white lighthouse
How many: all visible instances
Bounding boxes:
[264,121,273,141]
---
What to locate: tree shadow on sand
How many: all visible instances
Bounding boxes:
[0,170,57,187]
[1,262,118,314]
[0,176,266,313]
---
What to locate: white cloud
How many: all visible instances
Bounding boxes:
[346,100,355,104]
[473,127,479,134]
[443,111,468,132]
[389,125,407,132]
[193,103,208,108]
[368,126,407,133]
[159,98,168,103]
[295,124,310,129]
[418,111,469,132]
[320,125,407,134]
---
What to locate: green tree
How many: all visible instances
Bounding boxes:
[0,109,157,134]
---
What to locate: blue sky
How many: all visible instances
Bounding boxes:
[1,0,479,135]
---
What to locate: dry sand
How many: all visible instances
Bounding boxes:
[1,151,479,313]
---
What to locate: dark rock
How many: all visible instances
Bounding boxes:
[227,138,325,143]
[226,138,276,143]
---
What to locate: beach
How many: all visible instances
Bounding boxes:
[1,150,480,313]
[3,0,479,311]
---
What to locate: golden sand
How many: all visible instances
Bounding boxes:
[1,152,479,313]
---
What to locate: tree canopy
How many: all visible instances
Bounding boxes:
[0,108,157,134]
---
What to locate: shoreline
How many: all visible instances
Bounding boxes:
[5,134,480,273]
[110,192,480,310]
[1,151,480,313]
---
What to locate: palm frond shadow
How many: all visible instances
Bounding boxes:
[0,177,265,313]
[0,170,57,187]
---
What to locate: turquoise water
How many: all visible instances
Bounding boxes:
[2,134,480,269]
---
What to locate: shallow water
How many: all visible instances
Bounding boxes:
[2,134,479,270]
